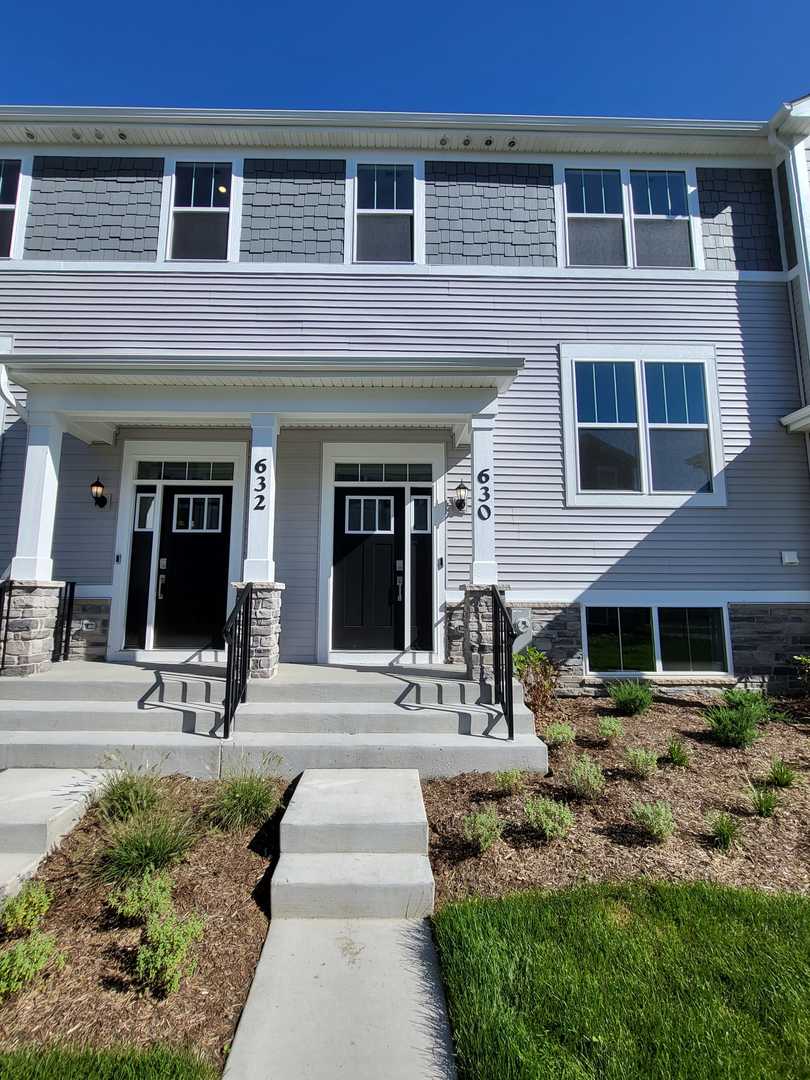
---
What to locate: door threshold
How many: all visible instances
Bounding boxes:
[108,649,227,665]
[328,650,438,666]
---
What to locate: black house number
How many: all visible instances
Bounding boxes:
[476,468,492,520]
[253,457,267,511]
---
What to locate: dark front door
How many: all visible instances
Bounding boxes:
[153,486,232,649]
[332,487,405,650]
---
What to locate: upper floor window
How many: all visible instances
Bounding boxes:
[170,162,231,260]
[564,169,626,267]
[0,159,21,258]
[630,170,692,267]
[355,164,414,263]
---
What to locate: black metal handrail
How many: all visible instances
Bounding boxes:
[223,583,252,739]
[0,579,13,672]
[491,585,518,740]
[52,581,76,663]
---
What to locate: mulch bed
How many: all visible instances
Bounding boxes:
[423,696,810,907]
[0,777,278,1071]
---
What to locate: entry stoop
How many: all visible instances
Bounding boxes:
[271,769,434,919]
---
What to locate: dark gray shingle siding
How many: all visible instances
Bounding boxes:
[425,161,556,266]
[696,167,782,271]
[241,159,345,263]
[24,156,164,261]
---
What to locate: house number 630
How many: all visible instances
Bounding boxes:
[476,468,492,520]
[253,457,267,511]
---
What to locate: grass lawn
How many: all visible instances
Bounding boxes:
[433,881,810,1080]
[0,1045,216,1079]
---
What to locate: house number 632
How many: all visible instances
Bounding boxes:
[476,468,492,520]
[253,457,267,511]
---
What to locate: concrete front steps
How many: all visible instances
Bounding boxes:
[0,768,107,897]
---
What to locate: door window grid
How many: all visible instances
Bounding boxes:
[136,460,235,482]
[172,495,223,534]
[345,496,394,534]
[0,159,21,259]
[334,462,432,482]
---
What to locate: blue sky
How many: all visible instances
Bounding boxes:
[2,0,808,120]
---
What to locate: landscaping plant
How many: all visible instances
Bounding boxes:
[524,796,574,841]
[597,715,624,742]
[705,704,761,748]
[766,758,797,788]
[543,720,576,750]
[135,909,205,997]
[209,767,281,831]
[792,654,810,695]
[0,931,60,1000]
[98,811,197,883]
[749,783,779,818]
[631,800,676,843]
[608,680,653,716]
[513,646,559,717]
[709,812,741,851]
[625,747,659,779]
[568,753,606,800]
[666,737,691,768]
[462,808,503,853]
[494,769,526,796]
[108,870,173,923]
[0,881,52,934]
[0,1046,217,1080]
[95,765,161,823]
[721,688,787,724]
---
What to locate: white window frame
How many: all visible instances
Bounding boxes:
[172,493,223,533]
[581,601,732,677]
[344,495,395,534]
[345,155,425,265]
[411,493,432,534]
[628,168,694,269]
[0,155,28,261]
[133,492,156,532]
[163,155,243,264]
[561,343,726,508]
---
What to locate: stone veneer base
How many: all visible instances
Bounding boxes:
[0,581,64,677]
[234,582,285,680]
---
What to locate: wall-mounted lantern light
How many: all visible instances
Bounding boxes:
[90,477,107,508]
[453,480,468,511]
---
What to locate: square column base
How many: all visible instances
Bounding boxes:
[462,583,496,698]
[234,582,285,680]
[0,581,65,677]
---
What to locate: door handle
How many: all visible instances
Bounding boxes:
[396,574,403,602]
[157,573,166,600]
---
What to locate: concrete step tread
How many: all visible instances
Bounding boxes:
[272,854,435,918]
[0,852,43,899]
[275,852,434,884]
[0,701,220,715]
[237,700,499,715]
[0,768,109,855]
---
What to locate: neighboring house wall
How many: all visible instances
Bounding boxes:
[24,156,164,261]
[696,167,782,271]
[240,159,345,263]
[424,161,556,265]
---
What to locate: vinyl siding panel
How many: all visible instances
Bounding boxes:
[0,271,807,603]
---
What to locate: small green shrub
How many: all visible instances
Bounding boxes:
[749,784,778,818]
[709,812,741,851]
[721,689,787,724]
[108,870,173,923]
[631,800,676,843]
[135,910,204,997]
[494,769,526,796]
[568,753,606,800]
[793,654,810,695]
[544,721,576,750]
[597,715,625,742]
[514,646,560,717]
[705,705,760,748]
[209,770,281,831]
[462,809,503,853]
[0,931,60,1000]
[625,747,659,779]
[99,812,197,883]
[666,737,691,768]
[608,680,653,716]
[95,765,161,823]
[1,881,52,934]
[766,758,797,788]
[524,797,574,841]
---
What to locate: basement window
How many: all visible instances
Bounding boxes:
[355,164,414,262]
[584,605,728,674]
[170,162,232,260]
[0,159,21,258]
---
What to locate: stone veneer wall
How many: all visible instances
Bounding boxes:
[66,598,111,661]
[729,604,810,692]
[0,582,62,676]
[511,603,584,694]
[243,582,285,679]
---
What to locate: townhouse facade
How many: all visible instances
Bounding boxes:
[2,96,810,693]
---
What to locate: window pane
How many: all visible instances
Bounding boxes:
[359,463,383,481]
[413,497,429,532]
[347,498,361,531]
[575,363,596,424]
[0,209,14,258]
[634,219,692,267]
[136,494,155,530]
[335,463,359,481]
[630,171,650,215]
[356,214,413,262]
[212,164,231,208]
[362,499,376,531]
[377,498,392,531]
[357,165,375,210]
[136,461,162,480]
[565,170,585,214]
[667,172,688,216]
[659,607,726,672]
[615,363,637,423]
[206,499,221,531]
[162,461,187,480]
[408,463,432,481]
[191,497,206,530]
[0,160,20,206]
[644,364,667,424]
[586,607,621,670]
[192,164,214,208]
[684,364,707,423]
[594,363,618,423]
[584,170,604,214]
[395,166,414,210]
[590,362,635,424]
[578,429,641,491]
[620,608,655,670]
[375,165,396,209]
[174,164,193,207]
[171,211,229,260]
[568,218,626,266]
[384,463,407,482]
[175,497,190,530]
[187,462,212,481]
[650,429,712,493]
[211,462,234,480]
[648,172,670,215]
[663,363,688,423]
[602,170,623,214]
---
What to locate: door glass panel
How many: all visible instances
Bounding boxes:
[377,498,392,532]
[135,493,155,531]
[188,462,212,480]
[359,463,384,481]
[163,461,187,480]
[412,496,430,533]
[362,499,376,531]
[347,498,362,531]
[407,463,432,482]
[206,499,221,531]
[174,497,190,530]
[136,461,163,480]
[384,463,407,482]
[336,463,360,481]
[191,497,206,530]
[211,462,234,480]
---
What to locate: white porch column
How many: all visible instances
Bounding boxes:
[470,404,498,584]
[10,410,64,581]
[242,413,279,582]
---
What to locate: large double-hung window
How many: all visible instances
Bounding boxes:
[170,161,232,261]
[562,345,724,507]
[354,164,414,262]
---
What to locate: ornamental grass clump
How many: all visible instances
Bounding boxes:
[709,812,741,852]
[631,801,676,843]
[94,765,161,823]
[494,770,526,797]
[666,737,691,768]
[749,783,779,818]
[0,931,61,1001]
[98,812,197,883]
[135,910,204,997]
[597,716,625,743]
[705,704,761,749]
[524,797,574,841]
[209,769,281,832]
[568,754,606,801]
[608,681,653,716]
[0,882,52,934]
[544,721,576,750]
[766,758,797,788]
[462,809,503,854]
[108,870,173,924]
[625,747,659,779]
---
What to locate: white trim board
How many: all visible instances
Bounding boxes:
[446,589,810,604]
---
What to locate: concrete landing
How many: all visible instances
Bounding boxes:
[223,918,456,1080]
